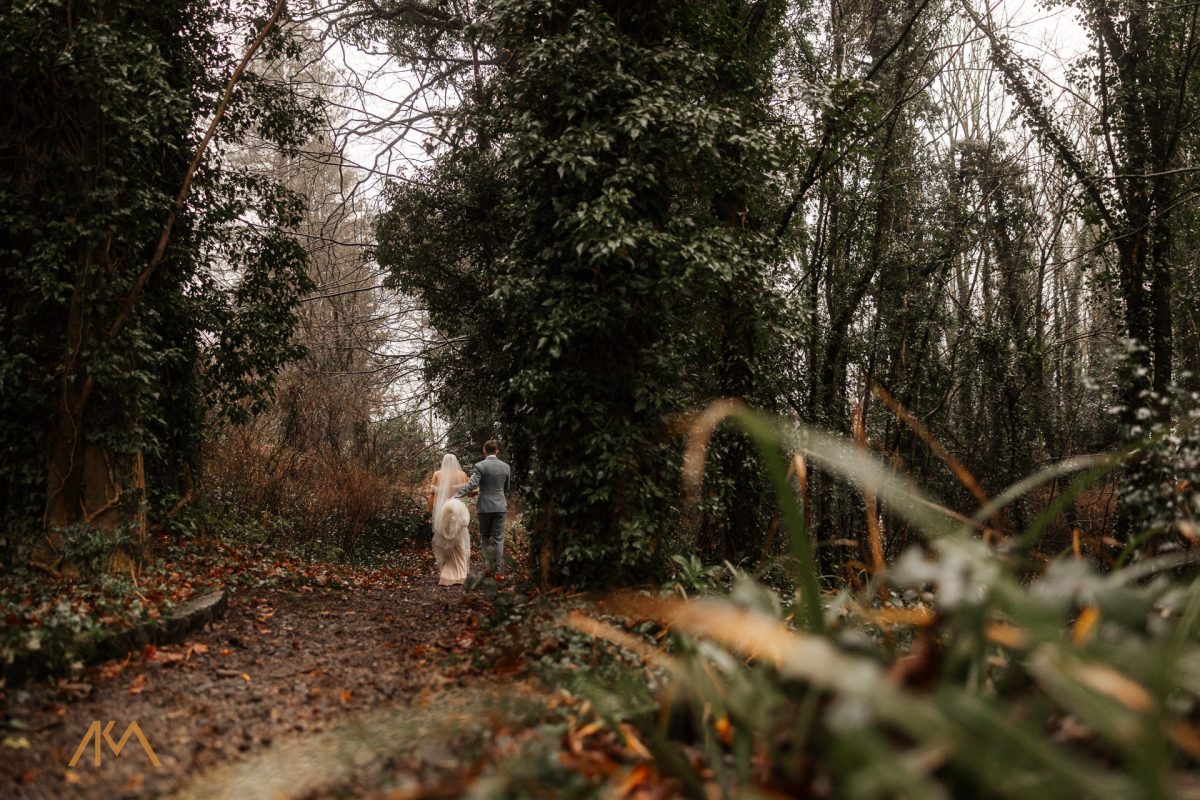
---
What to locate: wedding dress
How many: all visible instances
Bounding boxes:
[431,454,471,586]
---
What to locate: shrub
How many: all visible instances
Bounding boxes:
[202,423,425,561]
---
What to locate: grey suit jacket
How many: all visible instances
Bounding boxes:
[456,455,510,513]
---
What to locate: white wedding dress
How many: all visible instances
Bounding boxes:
[431,454,471,586]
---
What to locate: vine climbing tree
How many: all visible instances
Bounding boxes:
[0,0,318,571]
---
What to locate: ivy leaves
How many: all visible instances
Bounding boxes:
[377,0,796,584]
[0,1,317,543]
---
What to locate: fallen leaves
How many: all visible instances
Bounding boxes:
[1171,722,1200,761]
[141,641,210,669]
[985,622,1029,649]
[554,710,685,797]
[3,541,488,798]
[615,764,655,797]
[99,655,133,681]
[53,680,93,700]
[713,715,733,747]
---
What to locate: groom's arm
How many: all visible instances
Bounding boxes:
[454,468,481,499]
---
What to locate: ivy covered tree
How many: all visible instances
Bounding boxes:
[376,0,797,585]
[0,0,317,570]
[967,0,1200,537]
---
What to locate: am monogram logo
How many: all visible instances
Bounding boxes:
[68,720,162,768]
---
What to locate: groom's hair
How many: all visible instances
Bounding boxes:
[483,439,499,455]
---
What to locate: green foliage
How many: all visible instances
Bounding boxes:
[0,0,318,550]
[54,523,136,576]
[0,569,171,678]
[377,0,798,585]
[667,554,725,598]
[1110,368,1200,550]
[542,410,1200,798]
[628,548,1200,798]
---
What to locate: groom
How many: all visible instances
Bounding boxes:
[455,439,511,578]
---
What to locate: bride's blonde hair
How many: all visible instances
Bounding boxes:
[432,453,462,536]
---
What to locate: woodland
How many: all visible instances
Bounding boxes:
[2,0,1200,798]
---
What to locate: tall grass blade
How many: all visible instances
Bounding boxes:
[735,410,824,631]
[871,380,1004,537]
[852,401,886,575]
[968,455,1103,538]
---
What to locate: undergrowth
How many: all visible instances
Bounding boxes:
[0,505,431,683]
[469,405,1200,799]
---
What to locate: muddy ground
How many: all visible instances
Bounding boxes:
[0,547,525,799]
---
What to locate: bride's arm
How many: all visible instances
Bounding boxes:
[426,472,439,511]
[454,468,481,498]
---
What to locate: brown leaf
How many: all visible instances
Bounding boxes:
[182,642,208,662]
[157,649,187,665]
[618,724,653,760]
[985,623,1029,649]
[616,764,654,797]
[128,673,148,694]
[99,656,130,680]
[714,715,733,747]
[1074,663,1154,712]
[1171,722,1200,761]
[1072,606,1100,646]
[862,605,936,628]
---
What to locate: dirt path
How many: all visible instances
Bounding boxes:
[0,548,505,799]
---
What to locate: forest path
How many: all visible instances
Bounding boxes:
[2,548,519,799]
[170,681,545,800]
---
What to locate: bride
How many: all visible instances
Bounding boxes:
[428,453,471,586]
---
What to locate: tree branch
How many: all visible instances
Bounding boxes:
[106,0,289,343]
[960,0,1121,235]
[773,0,936,242]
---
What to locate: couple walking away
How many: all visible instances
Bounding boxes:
[427,440,511,586]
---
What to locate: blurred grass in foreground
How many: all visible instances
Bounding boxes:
[526,403,1200,799]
